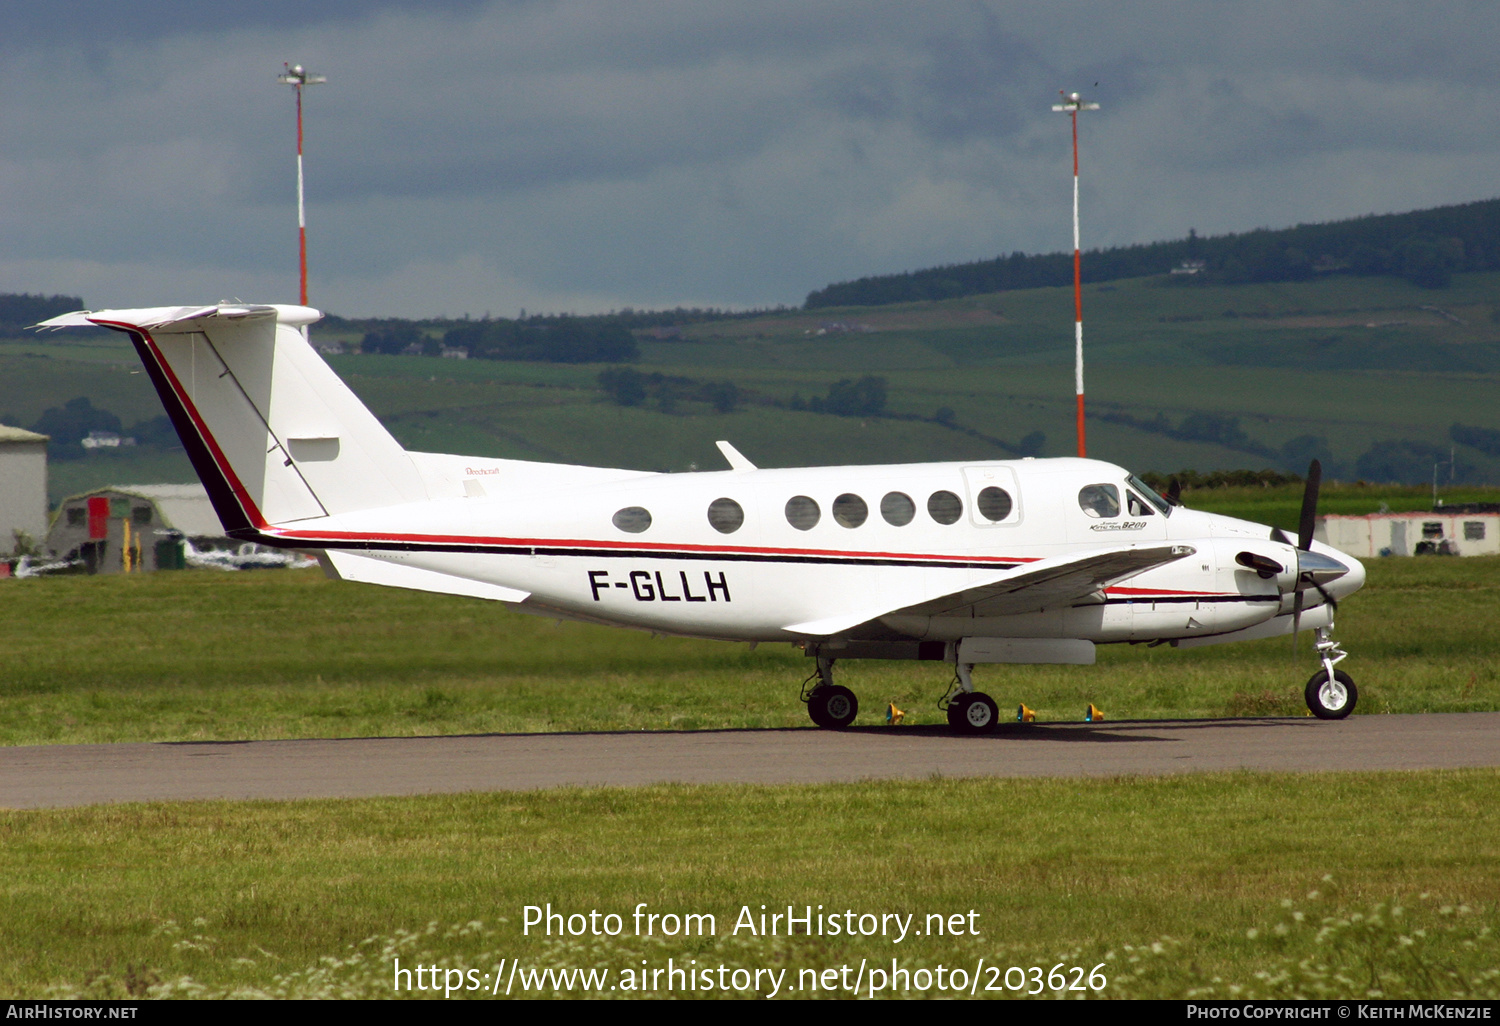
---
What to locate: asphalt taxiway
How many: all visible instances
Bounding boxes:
[1,712,1496,809]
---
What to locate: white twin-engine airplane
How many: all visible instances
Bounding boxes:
[40,303,1366,733]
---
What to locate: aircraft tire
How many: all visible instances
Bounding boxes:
[945,694,972,730]
[947,693,999,734]
[1305,669,1357,720]
[808,685,858,729]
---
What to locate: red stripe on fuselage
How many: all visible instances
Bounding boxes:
[266,526,1039,565]
[1104,585,1222,597]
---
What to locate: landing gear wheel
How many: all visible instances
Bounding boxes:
[945,693,971,730]
[946,692,999,734]
[808,685,858,729]
[1305,669,1357,720]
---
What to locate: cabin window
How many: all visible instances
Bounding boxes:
[928,490,962,525]
[132,506,152,525]
[880,491,915,526]
[832,493,869,528]
[67,507,86,527]
[1079,484,1120,518]
[612,506,652,533]
[785,495,820,531]
[1126,491,1156,517]
[1465,521,1486,541]
[707,497,744,534]
[976,486,1014,522]
[1422,521,1443,539]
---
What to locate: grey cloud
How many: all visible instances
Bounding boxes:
[3,1,1500,316]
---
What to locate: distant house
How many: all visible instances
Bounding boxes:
[1317,507,1500,557]
[1170,259,1206,275]
[0,424,49,556]
[80,430,134,449]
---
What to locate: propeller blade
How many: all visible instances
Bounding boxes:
[1297,459,1322,551]
[1291,588,1304,643]
[1290,458,1323,659]
[1166,477,1182,507]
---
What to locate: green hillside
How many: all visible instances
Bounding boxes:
[805,196,1500,307]
[3,269,1500,509]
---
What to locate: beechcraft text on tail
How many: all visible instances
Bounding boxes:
[37,304,1366,732]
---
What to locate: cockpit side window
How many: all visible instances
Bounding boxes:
[1078,484,1120,519]
[1126,491,1156,517]
[1126,473,1173,517]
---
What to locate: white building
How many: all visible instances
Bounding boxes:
[0,425,49,554]
[1317,507,1500,558]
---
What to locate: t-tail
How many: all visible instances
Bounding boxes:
[37,304,427,540]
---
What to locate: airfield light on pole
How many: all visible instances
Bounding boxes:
[277,63,326,306]
[1052,90,1099,458]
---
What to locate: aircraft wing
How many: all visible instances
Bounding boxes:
[783,543,1195,637]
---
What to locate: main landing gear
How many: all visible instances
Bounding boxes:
[802,654,858,729]
[799,652,1000,734]
[1305,625,1357,719]
[941,662,999,735]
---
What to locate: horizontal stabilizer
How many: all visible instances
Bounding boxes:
[320,551,531,604]
[35,304,317,331]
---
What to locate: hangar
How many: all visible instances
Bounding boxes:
[46,484,226,573]
[0,424,49,558]
[1317,506,1500,557]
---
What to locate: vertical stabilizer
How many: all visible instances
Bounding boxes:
[40,304,427,532]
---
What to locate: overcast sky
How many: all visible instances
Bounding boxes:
[2,1,1497,318]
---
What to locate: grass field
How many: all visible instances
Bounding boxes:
[2,553,1499,745]
[1,544,1497,1000]
[4,772,1497,998]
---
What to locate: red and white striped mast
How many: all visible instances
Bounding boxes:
[277,63,326,305]
[1052,89,1099,458]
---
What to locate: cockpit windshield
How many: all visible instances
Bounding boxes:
[1126,474,1173,517]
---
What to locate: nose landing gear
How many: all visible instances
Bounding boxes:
[1305,625,1356,719]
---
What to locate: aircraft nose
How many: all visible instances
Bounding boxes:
[1339,551,1366,596]
[1308,544,1364,598]
[1297,548,1350,586]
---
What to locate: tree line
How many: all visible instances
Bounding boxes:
[0,293,85,334]
[804,198,1500,308]
[341,305,787,365]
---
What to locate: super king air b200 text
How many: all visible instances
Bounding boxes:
[38,304,1367,733]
